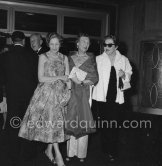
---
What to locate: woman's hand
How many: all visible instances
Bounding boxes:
[71,74,81,84]
[118,69,125,79]
[60,75,69,81]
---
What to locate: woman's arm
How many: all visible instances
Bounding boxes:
[70,74,82,84]
[122,57,132,83]
[82,79,93,85]
[64,55,71,89]
[64,55,70,76]
[38,54,67,83]
[68,55,82,85]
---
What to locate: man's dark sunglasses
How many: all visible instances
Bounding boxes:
[103,43,115,47]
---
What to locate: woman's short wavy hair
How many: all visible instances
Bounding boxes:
[103,35,119,46]
[46,32,63,47]
[75,33,91,46]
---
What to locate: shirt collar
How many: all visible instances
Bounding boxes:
[14,43,23,47]
[37,47,42,53]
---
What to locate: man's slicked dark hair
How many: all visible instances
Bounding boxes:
[11,31,25,42]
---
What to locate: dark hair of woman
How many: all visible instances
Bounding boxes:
[103,35,119,46]
[75,33,91,46]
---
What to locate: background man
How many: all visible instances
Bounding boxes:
[0,31,38,166]
[30,33,48,55]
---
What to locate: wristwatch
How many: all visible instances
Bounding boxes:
[80,81,84,86]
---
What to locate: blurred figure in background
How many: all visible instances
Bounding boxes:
[0,42,9,130]
[30,33,49,83]
[0,31,38,166]
[0,86,7,130]
[30,33,48,55]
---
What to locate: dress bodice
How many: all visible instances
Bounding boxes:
[44,53,65,77]
[71,54,89,68]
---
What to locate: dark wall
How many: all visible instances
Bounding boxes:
[118,0,162,113]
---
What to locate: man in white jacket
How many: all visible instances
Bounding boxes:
[92,35,132,162]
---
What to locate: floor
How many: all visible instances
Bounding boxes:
[0,112,162,166]
[31,129,161,166]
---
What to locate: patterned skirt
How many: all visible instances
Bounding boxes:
[19,81,71,143]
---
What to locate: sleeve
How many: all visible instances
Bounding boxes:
[121,57,132,91]
[0,87,3,103]
[122,57,132,83]
[0,54,4,102]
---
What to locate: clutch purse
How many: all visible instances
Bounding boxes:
[69,67,87,81]
[121,82,131,91]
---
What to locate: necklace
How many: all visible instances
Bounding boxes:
[73,52,88,67]
[77,51,87,57]
[47,51,60,58]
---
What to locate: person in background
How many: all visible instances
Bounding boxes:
[30,33,49,83]
[30,33,48,55]
[30,33,49,156]
[92,35,132,162]
[0,86,7,130]
[0,76,3,130]
[0,45,9,130]
[0,31,38,166]
[19,32,71,166]
[65,33,98,162]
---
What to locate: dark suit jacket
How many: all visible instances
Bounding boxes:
[0,45,37,120]
[0,45,45,165]
[0,53,4,103]
[0,81,3,103]
[37,47,48,55]
[32,46,49,83]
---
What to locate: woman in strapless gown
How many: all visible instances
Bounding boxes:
[19,32,71,166]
